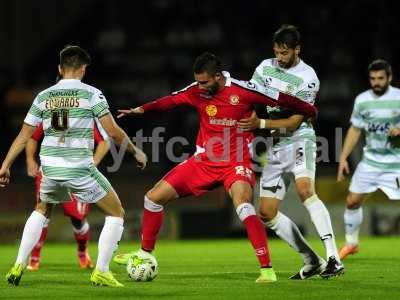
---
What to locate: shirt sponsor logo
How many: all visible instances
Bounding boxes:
[367,122,390,134]
[206,104,218,117]
[229,94,240,105]
[209,118,236,126]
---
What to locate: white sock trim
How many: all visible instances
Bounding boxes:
[264,212,281,228]
[72,221,90,235]
[303,194,319,207]
[105,216,124,226]
[144,196,163,212]
[235,203,256,222]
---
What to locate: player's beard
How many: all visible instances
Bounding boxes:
[278,54,296,69]
[206,82,219,95]
[372,82,389,96]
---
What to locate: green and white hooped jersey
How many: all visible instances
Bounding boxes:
[24,79,110,180]
[251,58,319,147]
[350,86,400,170]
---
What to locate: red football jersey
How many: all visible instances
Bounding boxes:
[142,74,316,163]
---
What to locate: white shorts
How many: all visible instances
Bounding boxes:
[349,161,400,200]
[259,139,316,200]
[39,167,112,204]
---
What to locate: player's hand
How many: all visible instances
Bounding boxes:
[388,127,400,137]
[237,111,260,131]
[337,159,350,182]
[117,107,144,118]
[134,148,148,170]
[26,159,39,177]
[0,167,10,187]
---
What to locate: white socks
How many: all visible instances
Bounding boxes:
[344,207,363,246]
[96,216,124,273]
[16,211,47,266]
[303,195,340,261]
[265,212,319,265]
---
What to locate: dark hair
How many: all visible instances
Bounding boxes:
[368,59,392,76]
[273,24,301,49]
[193,52,222,75]
[59,45,91,69]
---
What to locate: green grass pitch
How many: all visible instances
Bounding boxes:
[0,237,399,300]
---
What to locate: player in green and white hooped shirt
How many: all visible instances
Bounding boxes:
[239,25,343,279]
[0,45,147,287]
[338,59,400,260]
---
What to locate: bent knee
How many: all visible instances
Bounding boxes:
[297,188,314,202]
[258,205,278,222]
[146,181,177,205]
[346,194,363,209]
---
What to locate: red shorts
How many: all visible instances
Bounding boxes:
[35,172,90,220]
[163,155,255,197]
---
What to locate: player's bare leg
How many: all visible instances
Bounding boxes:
[70,217,93,269]
[6,201,53,286]
[340,192,364,260]
[113,180,178,265]
[229,181,276,283]
[259,196,326,280]
[295,177,343,278]
[91,190,124,287]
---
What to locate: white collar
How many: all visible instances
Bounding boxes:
[222,71,231,87]
[58,79,81,82]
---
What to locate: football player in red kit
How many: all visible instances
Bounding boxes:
[114,52,317,283]
[26,122,109,270]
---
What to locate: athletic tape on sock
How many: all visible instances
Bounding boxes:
[144,196,164,212]
[236,203,256,222]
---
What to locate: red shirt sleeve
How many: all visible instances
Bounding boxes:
[246,89,317,118]
[93,124,104,145]
[31,123,44,141]
[142,86,195,112]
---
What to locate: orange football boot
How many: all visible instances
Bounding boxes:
[339,244,359,260]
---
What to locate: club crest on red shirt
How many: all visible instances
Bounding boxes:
[229,94,240,105]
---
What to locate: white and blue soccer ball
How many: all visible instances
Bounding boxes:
[126,253,158,282]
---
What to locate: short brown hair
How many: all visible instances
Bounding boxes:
[273,24,301,49]
[59,45,91,69]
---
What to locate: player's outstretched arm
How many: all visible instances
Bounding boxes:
[98,113,147,169]
[337,126,361,182]
[117,91,194,119]
[275,93,317,118]
[247,88,317,119]
[0,124,37,187]
[117,107,144,118]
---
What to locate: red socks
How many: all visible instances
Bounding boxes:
[243,215,271,267]
[74,229,90,252]
[141,208,164,251]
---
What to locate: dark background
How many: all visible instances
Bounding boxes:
[0,0,399,239]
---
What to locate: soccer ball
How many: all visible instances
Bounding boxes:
[126,254,158,282]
